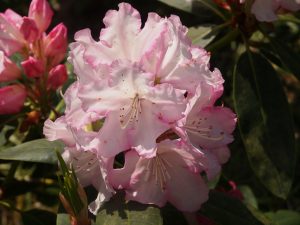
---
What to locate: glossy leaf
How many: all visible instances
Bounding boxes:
[94,192,163,225]
[188,25,216,47]
[233,51,296,199]
[201,191,264,225]
[0,139,64,164]
[268,38,300,80]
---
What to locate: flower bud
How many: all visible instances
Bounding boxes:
[0,51,21,82]
[44,23,67,65]
[21,56,45,78]
[47,64,67,89]
[20,17,39,43]
[0,84,26,114]
[28,0,53,33]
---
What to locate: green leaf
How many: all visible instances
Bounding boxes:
[268,38,300,80]
[94,192,163,225]
[22,209,56,225]
[201,191,264,225]
[158,0,192,13]
[233,51,296,199]
[57,213,72,225]
[188,25,216,47]
[266,210,300,225]
[0,139,64,164]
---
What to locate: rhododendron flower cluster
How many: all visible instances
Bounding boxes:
[0,0,67,115]
[240,0,300,21]
[44,3,236,214]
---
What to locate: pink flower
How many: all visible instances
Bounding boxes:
[0,50,21,82]
[21,56,45,78]
[47,64,68,89]
[0,84,26,114]
[28,0,53,33]
[44,23,67,66]
[243,0,300,22]
[79,61,186,158]
[109,140,209,212]
[0,10,25,55]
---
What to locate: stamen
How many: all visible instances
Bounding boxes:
[184,124,224,141]
[120,94,141,129]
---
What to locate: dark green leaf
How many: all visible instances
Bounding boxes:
[268,38,300,80]
[201,191,264,225]
[94,192,163,225]
[266,210,300,225]
[22,209,56,225]
[233,51,296,199]
[0,139,64,164]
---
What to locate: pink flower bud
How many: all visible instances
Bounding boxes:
[47,64,67,89]
[0,11,25,55]
[20,17,39,43]
[44,23,67,66]
[21,57,45,78]
[28,0,53,33]
[0,51,21,82]
[0,84,26,115]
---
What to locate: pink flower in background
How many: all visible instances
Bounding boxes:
[0,50,21,82]
[240,0,300,21]
[21,56,45,78]
[0,84,26,114]
[47,64,68,89]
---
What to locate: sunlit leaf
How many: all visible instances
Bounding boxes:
[233,51,296,199]
[0,139,64,164]
[94,192,163,225]
[188,25,216,47]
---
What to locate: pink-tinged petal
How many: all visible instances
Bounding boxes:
[47,64,68,89]
[280,0,300,11]
[100,3,141,59]
[131,101,169,158]
[20,17,39,43]
[96,112,131,158]
[3,9,23,28]
[186,106,236,149]
[108,150,139,189]
[63,82,100,129]
[146,83,186,123]
[0,13,25,55]
[0,50,21,82]
[69,29,112,83]
[28,0,53,33]
[0,84,26,114]
[126,156,167,207]
[166,166,209,212]
[43,117,75,146]
[210,146,231,164]
[21,56,45,78]
[251,0,279,22]
[78,62,152,116]
[44,23,67,66]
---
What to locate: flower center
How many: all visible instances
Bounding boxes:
[120,93,141,129]
[144,155,172,191]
